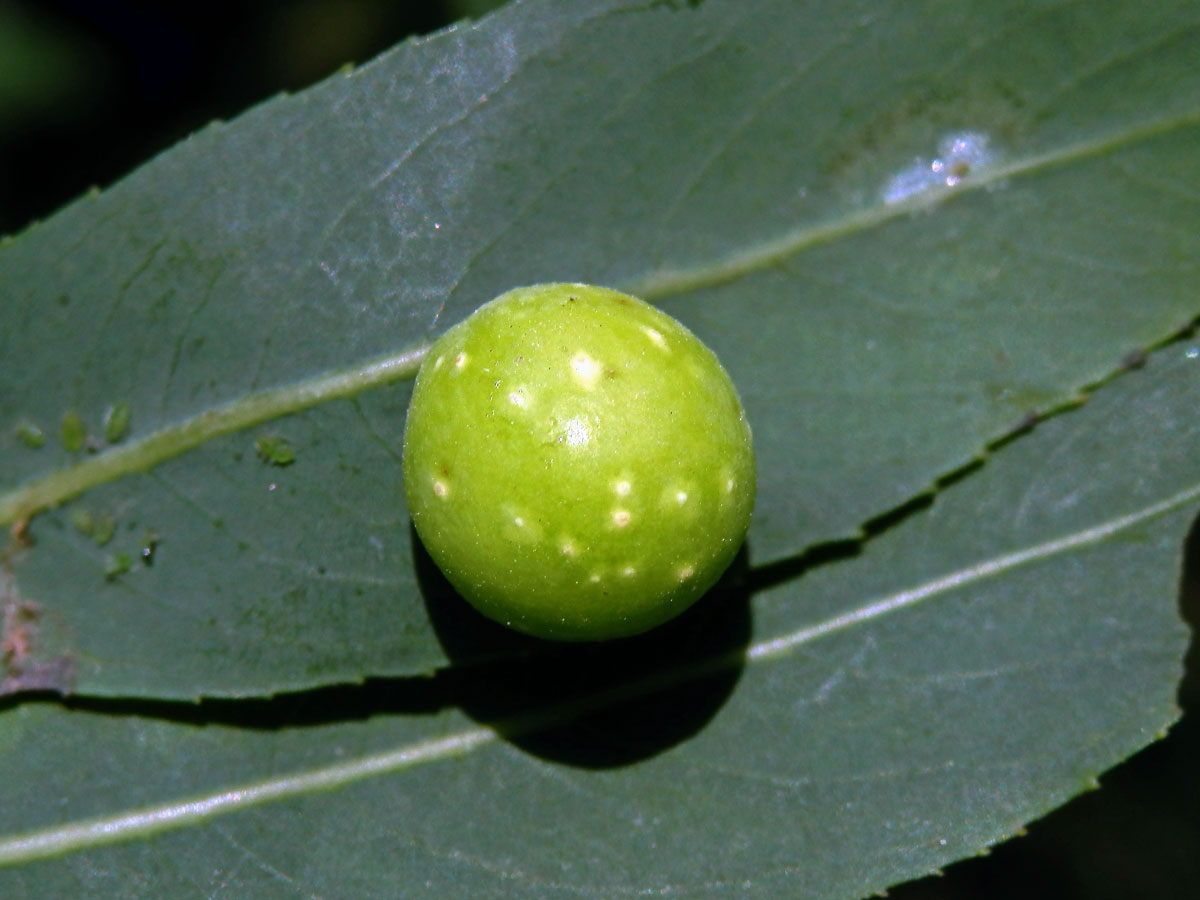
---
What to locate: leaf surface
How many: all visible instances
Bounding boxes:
[0,321,1196,898]
[0,0,1197,696]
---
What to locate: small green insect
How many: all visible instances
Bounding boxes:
[91,513,117,547]
[104,403,132,443]
[70,507,96,537]
[104,552,133,581]
[15,421,45,449]
[403,283,755,641]
[61,411,86,452]
[71,508,117,546]
[255,435,295,466]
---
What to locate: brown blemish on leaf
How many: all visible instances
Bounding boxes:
[820,78,1028,189]
[9,517,33,551]
[1,576,76,696]
[1,517,35,572]
[1121,348,1148,370]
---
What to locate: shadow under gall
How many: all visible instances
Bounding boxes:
[413,525,751,769]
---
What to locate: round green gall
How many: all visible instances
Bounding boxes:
[403,283,755,641]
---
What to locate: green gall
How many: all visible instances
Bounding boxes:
[403,283,755,642]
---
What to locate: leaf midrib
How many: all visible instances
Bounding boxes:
[628,107,1200,297]
[0,346,428,526]
[2,478,1196,867]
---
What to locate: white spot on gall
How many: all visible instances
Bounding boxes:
[678,565,695,581]
[614,480,632,496]
[622,565,637,577]
[454,352,468,369]
[570,350,603,389]
[508,389,529,408]
[503,506,542,543]
[563,417,590,447]
[612,509,631,527]
[433,479,449,499]
[675,490,688,504]
[643,326,668,350]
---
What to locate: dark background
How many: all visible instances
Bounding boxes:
[0,0,496,235]
[2,2,1197,896]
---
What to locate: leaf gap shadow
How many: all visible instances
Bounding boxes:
[412,524,751,769]
[1177,506,1200,712]
[0,673,456,729]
